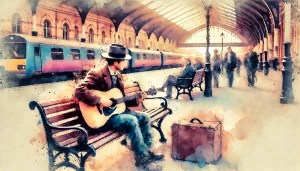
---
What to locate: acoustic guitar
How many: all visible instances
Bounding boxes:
[79,87,157,128]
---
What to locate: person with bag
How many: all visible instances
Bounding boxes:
[223,46,237,87]
[212,49,222,88]
[244,46,259,86]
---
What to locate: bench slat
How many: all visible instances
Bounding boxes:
[91,133,122,149]
[59,137,79,147]
[47,111,79,123]
[40,97,75,107]
[51,124,82,134]
[44,102,77,115]
[66,131,122,148]
[53,130,80,143]
[51,117,81,128]
[150,109,171,123]
[149,108,168,118]
[144,108,158,113]
[147,108,164,115]
[88,131,116,145]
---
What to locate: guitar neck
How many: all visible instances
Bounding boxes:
[116,92,143,104]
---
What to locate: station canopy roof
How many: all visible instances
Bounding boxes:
[58,0,278,45]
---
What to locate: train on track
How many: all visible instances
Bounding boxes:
[0,34,188,81]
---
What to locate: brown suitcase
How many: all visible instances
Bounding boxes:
[172,118,222,164]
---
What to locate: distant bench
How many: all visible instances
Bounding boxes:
[29,82,172,171]
[174,69,205,100]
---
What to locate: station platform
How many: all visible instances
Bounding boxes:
[0,67,299,171]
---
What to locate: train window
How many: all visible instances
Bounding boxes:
[51,48,64,60]
[70,49,80,60]
[87,50,95,60]
[34,47,40,56]
[2,43,26,59]
[151,54,155,60]
[136,54,141,60]
[143,54,147,60]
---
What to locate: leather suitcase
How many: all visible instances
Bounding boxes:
[171,118,222,164]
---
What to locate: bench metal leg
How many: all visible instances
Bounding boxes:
[79,153,93,171]
[188,88,193,100]
[199,83,203,91]
[48,149,55,168]
[175,87,181,99]
[151,114,169,143]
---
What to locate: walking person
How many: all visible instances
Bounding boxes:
[244,46,259,86]
[236,57,242,76]
[212,49,222,88]
[223,46,237,87]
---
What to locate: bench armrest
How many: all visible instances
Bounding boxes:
[29,101,89,147]
[49,125,89,147]
[142,97,169,109]
[177,78,193,80]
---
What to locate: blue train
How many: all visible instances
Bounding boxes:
[0,34,188,80]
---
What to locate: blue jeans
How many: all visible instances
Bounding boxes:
[162,75,177,97]
[102,110,153,158]
[226,68,234,87]
[213,71,219,87]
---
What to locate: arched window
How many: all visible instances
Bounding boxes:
[63,23,69,40]
[43,20,51,38]
[74,26,79,41]
[101,30,106,44]
[88,29,94,43]
[12,13,21,33]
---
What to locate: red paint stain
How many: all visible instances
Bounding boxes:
[29,125,47,145]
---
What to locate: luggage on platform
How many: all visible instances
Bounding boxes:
[171,118,222,164]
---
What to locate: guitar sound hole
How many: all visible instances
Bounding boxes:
[110,99,117,107]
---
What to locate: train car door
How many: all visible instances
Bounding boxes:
[34,45,42,74]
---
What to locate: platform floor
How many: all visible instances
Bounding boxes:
[0,67,300,171]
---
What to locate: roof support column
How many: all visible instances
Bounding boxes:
[81,24,86,42]
[280,0,294,104]
[115,32,119,43]
[273,28,279,71]
[259,39,264,71]
[135,35,139,48]
[263,36,269,75]
[148,39,150,50]
[28,0,39,36]
[32,14,37,36]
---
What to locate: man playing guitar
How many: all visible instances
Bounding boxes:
[75,43,164,170]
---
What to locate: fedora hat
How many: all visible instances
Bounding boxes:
[101,43,131,60]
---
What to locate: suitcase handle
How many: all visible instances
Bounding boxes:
[190,118,203,124]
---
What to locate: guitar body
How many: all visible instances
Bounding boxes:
[79,88,126,129]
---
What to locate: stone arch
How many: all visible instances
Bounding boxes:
[86,24,96,33]
[61,18,72,29]
[40,14,55,26]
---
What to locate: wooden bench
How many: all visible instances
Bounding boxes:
[174,69,205,100]
[29,82,172,171]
